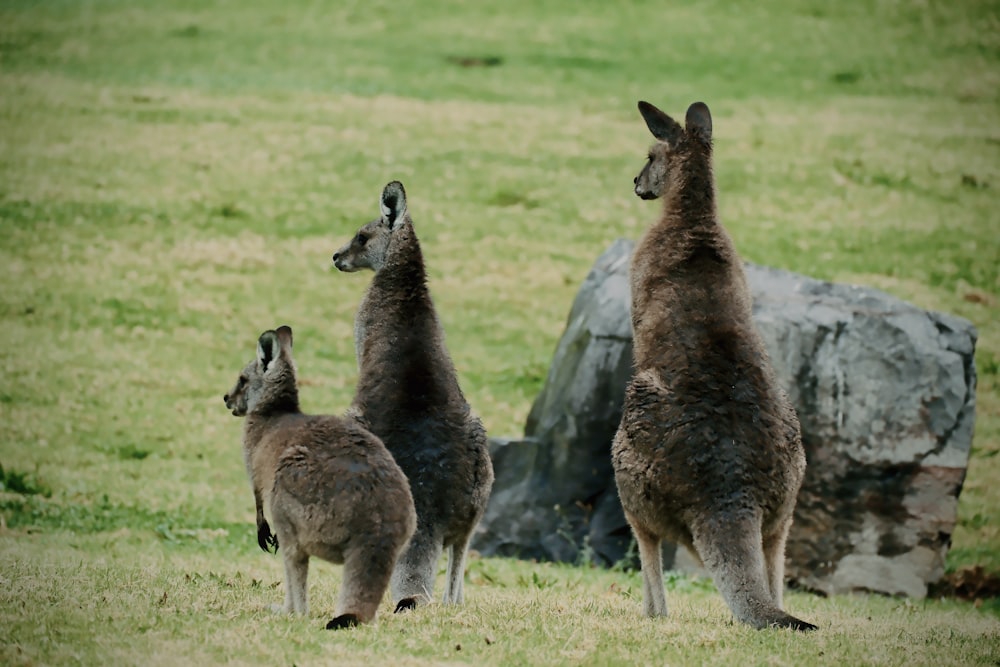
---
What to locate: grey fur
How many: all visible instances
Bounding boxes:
[332,181,494,608]
[224,325,416,628]
[612,101,816,631]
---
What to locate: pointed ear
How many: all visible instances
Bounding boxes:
[380,181,408,230]
[638,101,683,145]
[257,330,280,372]
[685,101,712,141]
[276,325,293,349]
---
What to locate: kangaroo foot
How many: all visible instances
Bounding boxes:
[765,613,818,632]
[394,597,417,613]
[325,614,360,630]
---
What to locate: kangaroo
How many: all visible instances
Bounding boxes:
[611,101,816,631]
[331,181,494,610]
[224,325,417,629]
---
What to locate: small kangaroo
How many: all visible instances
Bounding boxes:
[332,181,494,610]
[224,325,417,629]
[611,101,816,631]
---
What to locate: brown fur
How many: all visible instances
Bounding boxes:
[611,101,816,631]
[332,181,494,607]
[224,325,416,628]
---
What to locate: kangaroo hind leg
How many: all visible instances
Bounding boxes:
[391,529,442,610]
[443,534,473,605]
[281,542,310,616]
[328,542,395,628]
[627,513,668,617]
[692,514,815,631]
[762,517,793,610]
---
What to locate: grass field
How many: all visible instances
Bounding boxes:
[1,0,999,664]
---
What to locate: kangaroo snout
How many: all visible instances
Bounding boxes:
[332,252,351,272]
[223,393,244,416]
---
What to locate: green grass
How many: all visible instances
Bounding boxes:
[1,0,999,664]
[3,534,999,667]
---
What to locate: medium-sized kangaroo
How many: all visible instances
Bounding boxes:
[224,325,417,629]
[332,181,494,610]
[611,101,816,631]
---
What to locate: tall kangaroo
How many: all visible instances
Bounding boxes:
[611,101,816,631]
[332,181,494,609]
[224,325,417,628]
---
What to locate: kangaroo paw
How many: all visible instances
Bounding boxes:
[325,614,360,630]
[256,520,278,553]
[394,597,418,613]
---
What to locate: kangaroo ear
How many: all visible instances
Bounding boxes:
[685,101,712,141]
[638,101,683,146]
[276,325,293,349]
[380,181,408,230]
[257,330,281,372]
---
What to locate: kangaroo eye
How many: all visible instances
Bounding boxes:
[357,233,369,247]
[239,375,247,385]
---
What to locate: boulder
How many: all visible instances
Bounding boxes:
[473,239,977,598]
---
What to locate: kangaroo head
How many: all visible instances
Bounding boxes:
[634,101,712,200]
[224,325,296,417]
[332,181,409,273]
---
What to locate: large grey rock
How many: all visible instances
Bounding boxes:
[751,265,976,597]
[473,239,977,598]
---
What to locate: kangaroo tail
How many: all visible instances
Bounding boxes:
[692,514,816,631]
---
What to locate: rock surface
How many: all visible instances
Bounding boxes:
[473,239,977,598]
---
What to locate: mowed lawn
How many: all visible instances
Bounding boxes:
[1,1,998,665]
